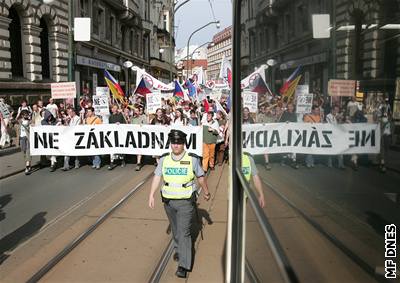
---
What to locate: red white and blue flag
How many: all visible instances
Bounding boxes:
[280,66,302,97]
[134,77,152,97]
[173,81,185,101]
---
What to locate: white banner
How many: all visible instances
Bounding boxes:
[243,123,380,155]
[241,65,267,89]
[0,102,11,119]
[51,82,76,99]
[243,91,258,113]
[146,93,162,114]
[93,95,110,115]
[134,66,174,91]
[30,125,203,156]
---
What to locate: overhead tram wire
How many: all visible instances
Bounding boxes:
[207,0,218,24]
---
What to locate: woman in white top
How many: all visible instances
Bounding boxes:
[171,108,187,126]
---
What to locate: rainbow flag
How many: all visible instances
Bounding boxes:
[280,67,302,97]
[104,70,124,101]
[173,81,184,101]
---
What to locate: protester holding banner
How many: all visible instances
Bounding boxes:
[108,105,126,170]
[279,103,299,169]
[31,104,42,126]
[41,109,58,172]
[151,108,170,166]
[85,107,102,169]
[17,110,33,175]
[202,111,219,172]
[215,110,227,166]
[171,108,187,126]
[303,105,322,168]
[62,107,82,171]
[326,105,345,170]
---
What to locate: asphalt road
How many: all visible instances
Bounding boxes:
[0,162,145,260]
[256,162,400,269]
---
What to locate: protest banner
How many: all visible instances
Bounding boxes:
[96,87,109,96]
[328,79,356,97]
[243,91,258,113]
[51,82,76,99]
[295,85,313,114]
[93,95,110,115]
[146,93,162,114]
[0,101,11,119]
[30,125,203,156]
[242,123,380,155]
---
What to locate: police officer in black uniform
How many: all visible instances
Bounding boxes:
[148,129,211,278]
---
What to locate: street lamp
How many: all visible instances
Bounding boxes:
[186,21,220,78]
[123,60,133,96]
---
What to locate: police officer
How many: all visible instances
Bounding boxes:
[242,152,265,208]
[148,129,211,278]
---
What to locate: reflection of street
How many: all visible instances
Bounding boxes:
[256,161,400,270]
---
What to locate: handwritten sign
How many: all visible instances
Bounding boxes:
[146,93,162,114]
[51,82,76,99]
[243,91,258,113]
[93,95,109,115]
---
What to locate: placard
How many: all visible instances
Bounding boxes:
[146,93,162,114]
[296,86,313,114]
[96,87,109,96]
[51,82,77,99]
[0,101,11,119]
[243,91,258,113]
[328,79,356,97]
[93,95,110,115]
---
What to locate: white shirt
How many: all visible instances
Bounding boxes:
[69,115,81,126]
[326,113,337,124]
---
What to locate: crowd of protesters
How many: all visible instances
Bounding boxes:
[0,86,393,176]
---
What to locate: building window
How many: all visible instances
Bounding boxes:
[130,30,134,53]
[143,35,148,60]
[8,6,24,78]
[144,0,150,20]
[107,15,115,44]
[80,0,89,17]
[163,14,168,30]
[92,0,98,35]
[98,7,105,39]
[121,26,126,51]
[135,32,140,55]
[40,18,51,80]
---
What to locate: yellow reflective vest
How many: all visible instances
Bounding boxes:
[242,154,251,182]
[161,152,195,199]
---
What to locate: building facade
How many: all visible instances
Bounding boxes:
[0,0,175,106]
[207,26,232,80]
[0,0,69,105]
[241,0,400,101]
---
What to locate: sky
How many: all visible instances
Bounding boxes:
[174,0,232,49]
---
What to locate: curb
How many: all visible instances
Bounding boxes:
[0,146,20,157]
[0,162,41,180]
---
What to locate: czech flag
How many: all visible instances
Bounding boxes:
[173,81,184,101]
[134,77,152,97]
[251,76,269,95]
[104,70,124,101]
[280,66,302,97]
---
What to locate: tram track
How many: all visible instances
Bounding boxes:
[25,171,154,283]
[258,172,390,283]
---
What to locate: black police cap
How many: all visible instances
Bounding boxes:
[168,129,187,144]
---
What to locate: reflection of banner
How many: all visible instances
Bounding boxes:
[243,91,258,113]
[241,65,267,89]
[295,86,312,114]
[30,125,203,156]
[243,123,380,155]
[146,93,162,114]
[93,95,110,115]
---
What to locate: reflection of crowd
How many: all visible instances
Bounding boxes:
[0,89,393,176]
[251,92,393,173]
